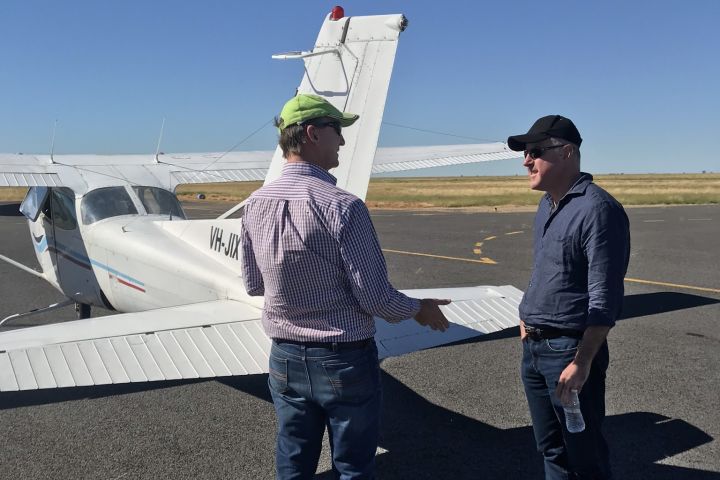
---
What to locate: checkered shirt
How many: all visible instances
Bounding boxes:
[240,162,420,342]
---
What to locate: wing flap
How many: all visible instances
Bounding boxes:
[375,285,522,359]
[0,171,61,187]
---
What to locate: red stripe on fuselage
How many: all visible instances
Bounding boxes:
[117,277,146,293]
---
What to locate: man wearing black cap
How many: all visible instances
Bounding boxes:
[508,115,630,479]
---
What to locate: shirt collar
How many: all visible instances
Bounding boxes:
[543,172,594,208]
[282,161,337,186]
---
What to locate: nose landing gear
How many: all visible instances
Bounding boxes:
[75,302,91,319]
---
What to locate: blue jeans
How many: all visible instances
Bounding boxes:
[521,336,612,480]
[268,340,382,480]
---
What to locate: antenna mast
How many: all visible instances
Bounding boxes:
[154,117,165,163]
[49,120,58,164]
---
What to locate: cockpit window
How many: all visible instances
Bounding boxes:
[52,188,77,230]
[132,186,186,219]
[81,187,138,225]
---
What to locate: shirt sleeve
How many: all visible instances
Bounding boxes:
[240,207,265,297]
[582,201,630,327]
[339,199,421,322]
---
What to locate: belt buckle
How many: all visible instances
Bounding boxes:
[525,326,542,341]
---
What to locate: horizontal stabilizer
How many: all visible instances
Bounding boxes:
[0,300,268,392]
[0,286,522,392]
[376,285,522,358]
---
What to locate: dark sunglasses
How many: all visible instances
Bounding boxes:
[524,144,565,159]
[307,120,342,136]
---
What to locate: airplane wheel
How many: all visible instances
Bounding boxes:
[75,303,91,319]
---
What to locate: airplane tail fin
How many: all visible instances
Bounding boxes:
[266,11,408,200]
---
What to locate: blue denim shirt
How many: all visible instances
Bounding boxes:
[519,173,630,331]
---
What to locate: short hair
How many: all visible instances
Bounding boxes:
[549,136,581,164]
[274,116,306,159]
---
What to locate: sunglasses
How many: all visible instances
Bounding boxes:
[307,120,342,136]
[524,144,565,159]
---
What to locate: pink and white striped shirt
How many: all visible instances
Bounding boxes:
[240,162,420,342]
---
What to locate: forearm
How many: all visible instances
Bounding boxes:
[573,325,610,367]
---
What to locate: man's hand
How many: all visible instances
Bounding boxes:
[414,299,451,332]
[555,361,591,406]
[520,320,527,341]
[555,325,611,405]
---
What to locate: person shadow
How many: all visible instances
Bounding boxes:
[319,372,717,480]
[216,363,716,480]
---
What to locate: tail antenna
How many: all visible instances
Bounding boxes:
[154,117,166,163]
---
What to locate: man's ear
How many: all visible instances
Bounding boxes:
[306,125,319,144]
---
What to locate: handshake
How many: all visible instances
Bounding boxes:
[414,298,451,331]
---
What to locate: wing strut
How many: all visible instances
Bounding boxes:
[0,254,44,279]
[0,299,74,327]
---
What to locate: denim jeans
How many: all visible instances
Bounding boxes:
[268,340,382,480]
[521,336,612,480]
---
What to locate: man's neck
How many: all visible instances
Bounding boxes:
[286,154,328,172]
[548,172,582,203]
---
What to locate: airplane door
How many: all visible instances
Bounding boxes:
[21,187,60,287]
[49,188,104,306]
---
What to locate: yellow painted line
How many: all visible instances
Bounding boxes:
[484,236,497,241]
[475,242,484,247]
[505,230,524,235]
[383,248,497,265]
[473,248,483,255]
[625,277,720,294]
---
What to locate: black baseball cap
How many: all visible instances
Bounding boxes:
[507,115,582,151]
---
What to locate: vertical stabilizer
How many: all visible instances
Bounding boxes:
[266,12,407,200]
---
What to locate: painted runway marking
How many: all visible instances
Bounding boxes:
[383,249,497,265]
[484,235,497,241]
[643,220,665,223]
[687,218,712,221]
[625,277,720,294]
[473,242,484,255]
[505,231,524,235]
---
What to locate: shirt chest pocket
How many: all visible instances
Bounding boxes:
[539,233,576,270]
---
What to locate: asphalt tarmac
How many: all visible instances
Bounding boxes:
[0,202,718,479]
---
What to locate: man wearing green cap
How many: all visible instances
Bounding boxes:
[240,93,451,479]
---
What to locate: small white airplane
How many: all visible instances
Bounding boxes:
[0,8,522,393]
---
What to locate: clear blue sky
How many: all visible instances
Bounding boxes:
[1,0,717,176]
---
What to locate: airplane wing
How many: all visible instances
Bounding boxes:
[372,143,521,174]
[0,151,273,195]
[0,285,521,392]
[2,143,520,196]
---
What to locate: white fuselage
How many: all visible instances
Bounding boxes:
[26,185,263,314]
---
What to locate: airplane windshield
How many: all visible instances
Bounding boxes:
[132,186,186,219]
[81,187,138,225]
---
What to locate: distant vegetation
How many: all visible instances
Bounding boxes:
[1,174,718,208]
[175,173,720,208]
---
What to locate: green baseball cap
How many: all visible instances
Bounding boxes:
[278,94,359,130]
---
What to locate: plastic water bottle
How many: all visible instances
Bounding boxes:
[563,389,585,433]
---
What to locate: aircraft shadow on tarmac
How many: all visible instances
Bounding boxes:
[620,292,720,321]
[0,202,22,216]
[1,364,717,479]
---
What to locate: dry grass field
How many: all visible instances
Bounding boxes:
[2,174,718,208]
[174,173,720,208]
